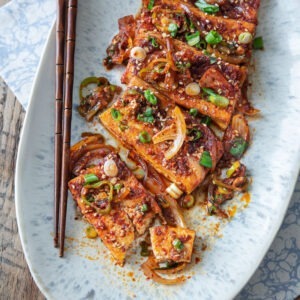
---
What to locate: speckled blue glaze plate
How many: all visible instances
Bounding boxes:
[15,1,300,299]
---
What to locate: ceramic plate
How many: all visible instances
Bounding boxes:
[15,1,300,299]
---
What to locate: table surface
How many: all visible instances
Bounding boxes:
[0,76,44,299]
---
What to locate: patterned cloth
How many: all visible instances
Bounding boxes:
[0,1,299,299]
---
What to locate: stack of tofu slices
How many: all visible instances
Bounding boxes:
[69,0,260,269]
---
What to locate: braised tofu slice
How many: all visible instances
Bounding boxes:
[100,77,223,193]
[150,225,195,263]
[122,31,246,129]
[68,152,160,264]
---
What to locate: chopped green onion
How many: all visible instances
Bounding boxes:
[195,0,219,14]
[186,31,201,47]
[201,116,211,125]
[202,87,229,108]
[238,32,253,44]
[144,89,158,105]
[189,108,198,117]
[140,241,150,257]
[205,30,222,45]
[141,203,148,212]
[188,128,202,141]
[149,36,158,48]
[168,23,178,38]
[139,131,152,144]
[111,108,122,121]
[113,183,123,192]
[137,114,154,123]
[83,174,99,184]
[199,151,212,168]
[172,238,184,252]
[181,194,195,209]
[253,36,264,50]
[137,107,155,123]
[148,0,155,10]
[230,137,248,158]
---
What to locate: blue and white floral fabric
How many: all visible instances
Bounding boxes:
[0,1,299,299]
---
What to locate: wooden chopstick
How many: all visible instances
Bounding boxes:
[54,0,66,248]
[59,0,78,257]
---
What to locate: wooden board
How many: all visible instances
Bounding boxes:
[0,76,44,299]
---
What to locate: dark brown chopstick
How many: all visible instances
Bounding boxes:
[59,0,78,257]
[54,0,66,248]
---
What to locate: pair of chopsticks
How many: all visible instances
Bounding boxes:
[54,0,78,257]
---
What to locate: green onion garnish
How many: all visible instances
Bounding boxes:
[149,36,158,48]
[189,128,202,141]
[238,32,253,44]
[230,137,248,158]
[144,89,158,105]
[201,116,211,125]
[137,107,155,123]
[202,87,229,108]
[189,108,198,117]
[111,108,122,121]
[253,37,264,50]
[168,23,178,38]
[182,194,195,209]
[195,0,219,14]
[141,203,148,212]
[148,0,155,10]
[199,151,212,168]
[113,183,123,192]
[83,174,99,184]
[186,31,201,47]
[205,30,222,45]
[139,131,152,144]
[172,238,184,252]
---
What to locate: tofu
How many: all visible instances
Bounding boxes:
[122,31,247,129]
[150,225,195,263]
[100,77,223,193]
[68,152,160,264]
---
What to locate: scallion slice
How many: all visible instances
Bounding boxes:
[202,87,229,108]
[205,30,222,45]
[189,108,198,117]
[253,36,264,50]
[144,89,158,105]
[168,23,178,38]
[148,0,155,10]
[186,31,201,47]
[199,151,212,168]
[230,137,248,158]
[195,0,219,14]
[111,108,122,121]
[172,238,184,252]
[139,131,152,143]
[141,203,148,212]
[83,174,99,184]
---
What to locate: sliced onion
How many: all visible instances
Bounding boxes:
[141,256,186,285]
[165,106,186,160]
[212,175,248,192]
[231,114,250,141]
[152,124,177,144]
